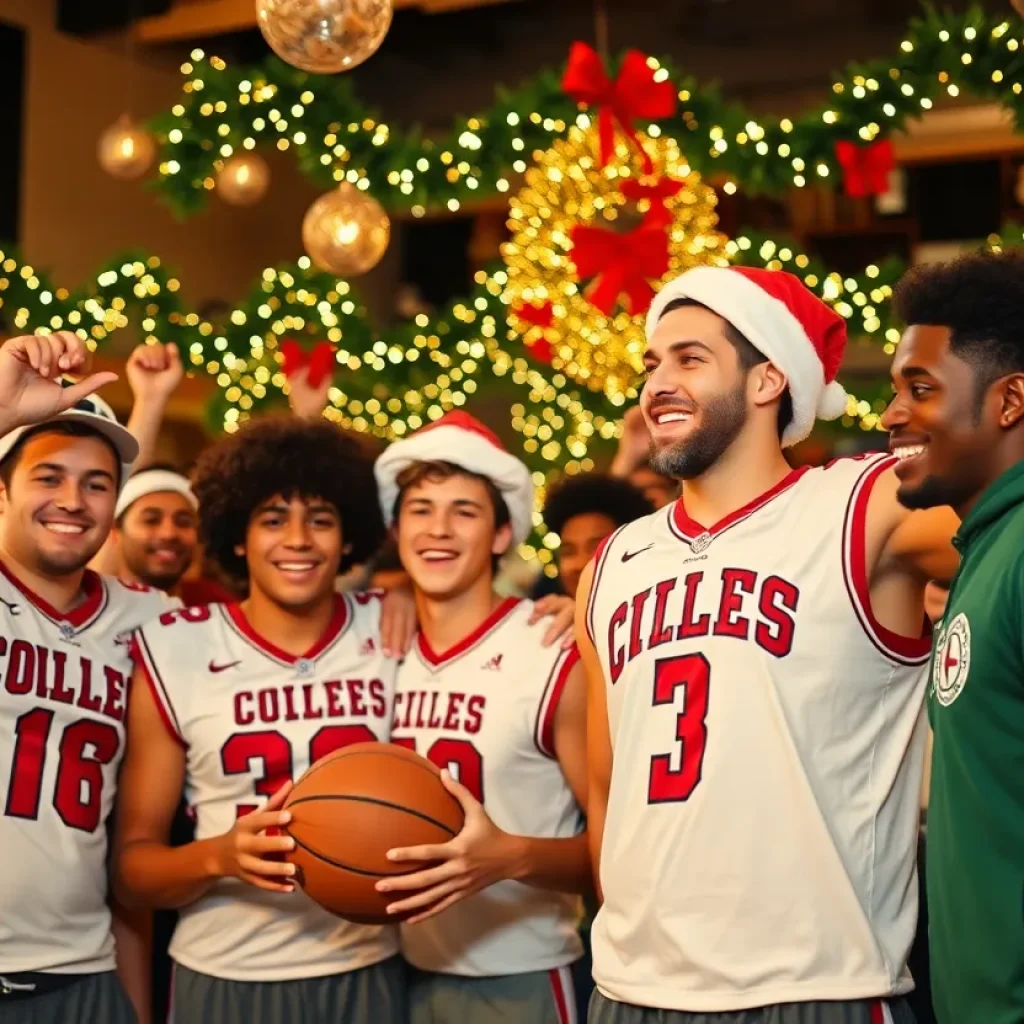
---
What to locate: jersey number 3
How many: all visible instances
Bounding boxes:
[648,653,710,804]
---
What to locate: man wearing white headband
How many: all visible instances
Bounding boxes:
[578,266,963,1024]
[112,464,199,596]
[374,410,590,1024]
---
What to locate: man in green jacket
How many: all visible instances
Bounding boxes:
[882,248,1024,1024]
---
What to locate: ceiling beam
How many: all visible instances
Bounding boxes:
[135,0,519,44]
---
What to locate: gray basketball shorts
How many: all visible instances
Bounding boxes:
[589,991,916,1024]
[170,954,407,1024]
[410,964,580,1024]
[0,971,136,1024]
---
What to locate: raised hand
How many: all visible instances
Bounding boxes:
[210,782,298,894]
[0,332,117,437]
[287,363,332,420]
[125,341,183,404]
[611,405,653,476]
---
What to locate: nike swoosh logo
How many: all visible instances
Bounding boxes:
[621,544,654,562]
[209,660,241,674]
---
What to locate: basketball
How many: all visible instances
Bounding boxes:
[282,742,465,924]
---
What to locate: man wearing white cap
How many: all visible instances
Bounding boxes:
[0,332,169,1024]
[374,410,589,1024]
[578,266,961,1024]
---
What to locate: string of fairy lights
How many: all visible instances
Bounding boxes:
[149,7,1024,216]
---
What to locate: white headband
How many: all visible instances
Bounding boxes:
[115,470,198,520]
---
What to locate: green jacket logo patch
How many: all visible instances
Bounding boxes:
[934,612,971,707]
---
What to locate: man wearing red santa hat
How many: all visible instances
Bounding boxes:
[373,411,590,1024]
[578,265,959,1024]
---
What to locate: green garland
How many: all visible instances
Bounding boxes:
[150,4,1024,216]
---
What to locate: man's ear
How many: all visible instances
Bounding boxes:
[750,362,788,408]
[491,522,513,558]
[998,374,1024,430]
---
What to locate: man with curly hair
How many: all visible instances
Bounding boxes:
[113,416,410,1024]
[881,249,1024,1024]
[543,475,653,599]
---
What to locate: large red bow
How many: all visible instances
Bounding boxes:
[562,42,677,174]
[570,221,670,317]
[621,175,685,228]
[834,138,895,198]
[280,339,335,388]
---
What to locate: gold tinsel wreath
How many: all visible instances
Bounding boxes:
[502,124,728,402]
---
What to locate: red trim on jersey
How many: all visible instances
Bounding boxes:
[0,558,107,629]
[548,966,576,1024]
[585,525,625,647]
[669,465,811,543]
[224,594,351,666]
[869,1001,884,1024]
[842,455,932,665]
[535,646,581,758]
[130,633,187,748]
[416,596,520,669]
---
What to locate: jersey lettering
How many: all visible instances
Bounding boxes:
[392,690,485,733]
[233,678,388,726]
[608,569,800,681]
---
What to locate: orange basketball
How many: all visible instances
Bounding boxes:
[282,742,464,925]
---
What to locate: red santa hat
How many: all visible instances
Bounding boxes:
[644,265,849,447]
[375,411,535,545]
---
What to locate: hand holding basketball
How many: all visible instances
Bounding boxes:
[211,782,298,894]
[376,769,521,923]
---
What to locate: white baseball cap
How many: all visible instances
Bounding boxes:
[0,394,139,487]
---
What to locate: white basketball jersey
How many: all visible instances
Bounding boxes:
[393,597,584,977]
[0,563,169,974]
[132,593,400,981]
[587,454,931,1012]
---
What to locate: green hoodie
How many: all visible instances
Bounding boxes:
[927,459,1024,1024]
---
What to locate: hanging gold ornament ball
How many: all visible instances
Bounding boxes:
[255,0,393,74]
[97,115,156,181]
[217,152,271,206]
[502,124,728,402]
[302,183,390,276]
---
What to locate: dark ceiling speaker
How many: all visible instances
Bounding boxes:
[57,0,173,36]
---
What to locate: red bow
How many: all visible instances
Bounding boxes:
[280,339,335,388]
[621,175,685,228]
[514,301,554,329]
[512,303,555,364]
[570,221,670,316]
[834,139,895,198]
[562,42,677,174]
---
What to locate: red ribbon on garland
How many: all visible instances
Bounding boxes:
[621,175,686,228]
[280,339,335,388]
[834,138,895,198]
[561,42,677,174]
[513,303,556,364]
[570,220,671,317]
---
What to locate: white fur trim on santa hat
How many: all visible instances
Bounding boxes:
[374,420,535,545]
[646,266,848,446]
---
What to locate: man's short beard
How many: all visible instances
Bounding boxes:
[35,548,96,577]
[649,379,748,481]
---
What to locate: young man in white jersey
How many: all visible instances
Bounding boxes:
[577,267,961,1024]
[114,416,413,1024]
[372,411,590,1024]
[0,331,169,1024]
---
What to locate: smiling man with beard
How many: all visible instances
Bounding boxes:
[111,464,199,595]
[576,266,962,1024]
